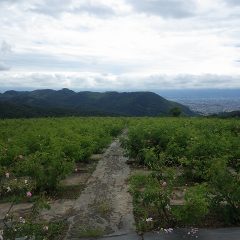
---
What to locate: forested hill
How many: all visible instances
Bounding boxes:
[0,89,195,118]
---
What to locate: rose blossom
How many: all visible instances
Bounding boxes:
[26,191,32,197]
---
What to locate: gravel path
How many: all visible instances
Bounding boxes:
[65,131,136,239]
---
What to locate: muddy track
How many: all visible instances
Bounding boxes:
[65,131,136,239]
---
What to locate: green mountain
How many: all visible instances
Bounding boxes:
[0,89,195,118]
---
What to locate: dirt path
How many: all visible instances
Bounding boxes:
[65,131,136,239]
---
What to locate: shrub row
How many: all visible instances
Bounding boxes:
[126,118,240,229]
[0,117,125,194]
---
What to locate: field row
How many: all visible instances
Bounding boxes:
[0,117,125,198]
[0,117,239,236]
[124,118,240,231]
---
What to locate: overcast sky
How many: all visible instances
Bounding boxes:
[0,0,240,90]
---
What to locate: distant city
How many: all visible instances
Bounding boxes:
[158,89,240,115]
[169,97,240,115]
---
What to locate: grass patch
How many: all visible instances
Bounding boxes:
[77,227,104,238]
[95,201,112,218]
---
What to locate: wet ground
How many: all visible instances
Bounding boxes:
[65,131,136,239]
[143,228,240,240]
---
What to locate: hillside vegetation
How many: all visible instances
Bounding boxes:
[0,89,194,118]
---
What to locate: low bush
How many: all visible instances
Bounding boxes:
[172,184,210,225]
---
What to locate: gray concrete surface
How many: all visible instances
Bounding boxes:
[69,227,240,239]
[144,228,240,240]
[65,131,136,239]
[99,232,142,240]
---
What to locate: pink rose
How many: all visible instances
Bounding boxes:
[26,191,32,197]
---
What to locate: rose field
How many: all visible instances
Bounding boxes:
[125,118,240,233]
[0,117,239,239]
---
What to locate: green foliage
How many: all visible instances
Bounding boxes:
[0,90,195,118]
[3,219,67,240]
[15,152,74,191]
[126,117,240,229]
[1,153,67,240]
[0,176,35,198]
[170,107,182,117]
[0,117,124,193]
[126,118,240,179]
[207,158,240,224]
[129,173,173,232]
[172,184,210,225]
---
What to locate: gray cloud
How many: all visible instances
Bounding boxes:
[29,0,68,17]
[128,0,196,18]
[31,0,114,18]
[73,3,115,17]
[0,0,239,88]
[224,0,240,5]
[6,51,134,73]
[0,73,239,90]
[0,62,10,71]
[0,0,21,3]
[171,74,240,89]
[1,41,12,54]
[0,41,12,71]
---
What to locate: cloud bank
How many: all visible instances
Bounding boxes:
[0,41,12,71]
[128,0,196,18]
[0,72,239,91]
[0,0,240,89]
